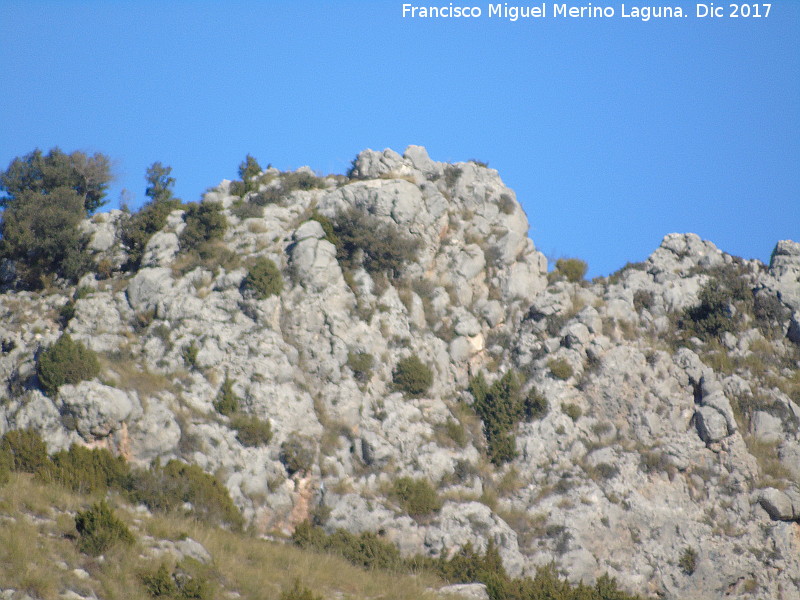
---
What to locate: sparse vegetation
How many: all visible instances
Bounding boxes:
[125,460,244,530]
[293,521,645,600]
[333,207,420,278]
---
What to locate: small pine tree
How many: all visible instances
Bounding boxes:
[214,376,239,416]
[144,161,176,204]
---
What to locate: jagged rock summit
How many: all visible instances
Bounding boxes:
[1,146,799,599]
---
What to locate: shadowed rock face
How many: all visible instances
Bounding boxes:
[0,146,798,599]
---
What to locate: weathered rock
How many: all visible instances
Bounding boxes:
[58,381,141,441]
[436,583,489,600]
[758,488,796,521]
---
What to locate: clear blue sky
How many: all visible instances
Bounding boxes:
[1,1,798,277]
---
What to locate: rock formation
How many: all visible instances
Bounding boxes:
[1,146,798,599]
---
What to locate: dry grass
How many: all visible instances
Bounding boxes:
[745,437,792,489]
[100,349,176,398]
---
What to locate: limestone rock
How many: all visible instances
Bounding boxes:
[58,381,141,441]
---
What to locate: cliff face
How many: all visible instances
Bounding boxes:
[1,146,799,599]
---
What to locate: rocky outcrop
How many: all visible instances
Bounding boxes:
[0,147,798,600]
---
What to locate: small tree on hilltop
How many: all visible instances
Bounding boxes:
[144,161,176,204]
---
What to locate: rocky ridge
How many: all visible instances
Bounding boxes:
[1,146,799,599]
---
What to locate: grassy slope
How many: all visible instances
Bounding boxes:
[0,473,442,600]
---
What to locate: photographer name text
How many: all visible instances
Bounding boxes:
[401,3,772,21]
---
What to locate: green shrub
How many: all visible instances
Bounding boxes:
[214,376,239,416]
[280,433,316,476]
[548,358,574,381]
[443,419,468,448]
[230,414,272,447]
[679,546,698,575]
[347,351,374,383]
[393,355,433,397]
[39,444,129,495]
[283,171,324,191]
[391,477,441,517]
[280,579,323,600]
[0,429,49,473]
[554,258,588,283]
[124,460,243,530]
[37,333,100,396]
[141,562,177,597]
[242,257,283,299]
[75,499,135,555]
[333,207,420,278]
[562,403,582,421]
[179,202,227,251]
[524,387,549,420]
[469,371,524,465]
[681,284,735,341]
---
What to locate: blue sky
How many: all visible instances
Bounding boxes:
[1,1,798,277]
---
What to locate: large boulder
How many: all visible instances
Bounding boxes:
[58,381,141,441]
